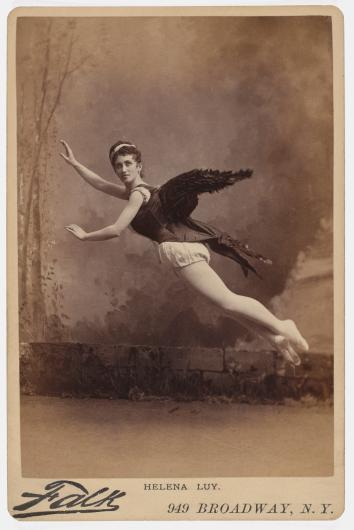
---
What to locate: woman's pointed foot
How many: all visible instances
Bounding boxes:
[284,342,301,366]
[281,320,309,354]
[273,335,302,366]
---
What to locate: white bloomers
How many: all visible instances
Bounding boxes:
[158,241,211,269]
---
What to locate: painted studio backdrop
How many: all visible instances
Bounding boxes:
[17,16,333,352]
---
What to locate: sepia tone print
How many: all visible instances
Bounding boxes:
[8,6,344,521]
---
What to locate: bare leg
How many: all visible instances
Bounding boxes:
[177,261,308,355]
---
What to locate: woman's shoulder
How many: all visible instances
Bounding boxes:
[130,183,156,204]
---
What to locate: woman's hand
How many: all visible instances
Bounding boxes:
[65,224,87,240]
[60,140,78,167]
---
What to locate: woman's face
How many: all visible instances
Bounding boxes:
[114,154,142,186]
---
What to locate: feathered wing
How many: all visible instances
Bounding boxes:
[158,168,252,222]
[157,167,272,276]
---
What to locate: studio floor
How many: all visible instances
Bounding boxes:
[20,395,333,478]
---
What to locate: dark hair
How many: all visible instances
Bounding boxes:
[109,140,142,167]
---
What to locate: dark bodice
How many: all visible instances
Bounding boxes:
[130,186,217,244]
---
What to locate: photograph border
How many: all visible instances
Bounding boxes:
[6,3,345,522]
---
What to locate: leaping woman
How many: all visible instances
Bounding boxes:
[60,140,309,365]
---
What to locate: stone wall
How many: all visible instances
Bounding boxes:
[19,343,333,403]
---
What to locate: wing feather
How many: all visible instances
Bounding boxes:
[158,168,252,221]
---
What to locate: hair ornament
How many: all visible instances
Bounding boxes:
[110,143,137,161]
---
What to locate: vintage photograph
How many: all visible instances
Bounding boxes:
[7,6,344,521]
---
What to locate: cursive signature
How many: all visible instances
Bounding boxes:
[13,480,127,518]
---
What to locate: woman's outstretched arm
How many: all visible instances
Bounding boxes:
[65,190,144,241]
[60,140,129,200]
